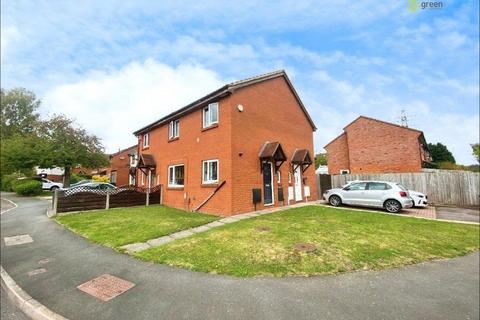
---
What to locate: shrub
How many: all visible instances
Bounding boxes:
[1,173,25,192]
[70,173,82,184]
[92,175,110,183]
[13,179,43,196]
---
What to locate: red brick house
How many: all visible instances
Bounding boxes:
[133,70,317,216]
[325,116,431,174]
[109,145,137,186]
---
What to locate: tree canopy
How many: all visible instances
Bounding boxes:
[1,87,109,186]
[315,153,327,169]
[472,143,480,164]
[427,142,456,164]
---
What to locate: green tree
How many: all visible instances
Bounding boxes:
[1,88,41,138]
[0,134,45,176]
[427,142,456,164]
[315,153,327,169]
[471,143,480,163]
[37,115,109,187]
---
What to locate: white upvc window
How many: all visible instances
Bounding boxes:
[288,172,292,183]
[130,153,137,167]
[277,171,281,183]
[340,169,350,175]
[169,120,180,139]
[168,164,185,187]
[202,159,219,184]
[143,133,149,148]
[141,172,145,185]
[203,102,219,128]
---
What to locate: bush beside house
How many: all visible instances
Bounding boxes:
[12,179,42,196]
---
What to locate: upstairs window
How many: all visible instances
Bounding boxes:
[202,160,218,184]
[203,102,219,128]
[143,133,149,148]
[168,164,184,187]
[169,120,180,139]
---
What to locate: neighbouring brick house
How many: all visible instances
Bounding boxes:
[108,145,137,186]
[133,70,317,216]
[325,116,431,174]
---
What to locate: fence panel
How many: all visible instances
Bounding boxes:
[55,185,163,214]
[329,170,479,207]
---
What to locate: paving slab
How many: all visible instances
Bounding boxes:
[146,236,174,247]
[190,225,212,233]
[3,235,33,246]
[170,230,194,239]
[119,242,151,253]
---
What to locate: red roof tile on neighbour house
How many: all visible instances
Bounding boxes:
[133,70,316,135]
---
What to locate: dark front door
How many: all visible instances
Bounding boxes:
[263,162,273,205]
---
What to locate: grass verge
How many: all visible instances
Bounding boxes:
[56,205,218,248]
[135,205,479,277]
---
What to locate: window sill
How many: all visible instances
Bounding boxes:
[167,186,184,190]
[142,146,150,150]
[201,123,219,132]
[201,183,219,188]
[168,137,179,143]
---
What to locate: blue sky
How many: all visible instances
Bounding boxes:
[1,0,479,164]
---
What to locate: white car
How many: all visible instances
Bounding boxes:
[323,180,414,213]
[409,190,428,207]
[39,178,63,190]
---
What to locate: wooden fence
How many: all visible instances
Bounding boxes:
[329,169,479,207]
[51,185,162,215]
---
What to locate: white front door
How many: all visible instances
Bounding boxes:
[294,166,302,201]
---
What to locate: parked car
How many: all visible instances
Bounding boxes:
[323,180,414,213]
[26,177,64,191]
[68,179,93,188]
[409,190,428,207]
[65,182,117,195]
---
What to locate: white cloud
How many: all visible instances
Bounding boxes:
[0,25,21,59]
[42,60,224,153]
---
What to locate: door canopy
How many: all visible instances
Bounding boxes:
[258,141,287,172]
[291,149,313,173]
[137,154,156,175]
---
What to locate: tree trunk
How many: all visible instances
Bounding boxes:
[64,165,71,187]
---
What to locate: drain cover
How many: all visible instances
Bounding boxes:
[293,243,317,252]
[77,274,135,302]
[255,226,272,232]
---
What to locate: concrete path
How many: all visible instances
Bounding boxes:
[120,201,315,253]
[436,206,479,223]
[1,286,29,320]
[1,194,479,320]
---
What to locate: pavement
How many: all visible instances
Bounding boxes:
[1,286,29,320]
[436,206,479,223]
[1,193,479,320]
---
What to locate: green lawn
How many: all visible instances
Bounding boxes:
[56,205,218,248]
[135,205,479,277]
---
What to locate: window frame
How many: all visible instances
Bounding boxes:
[340,169,349,175]
[202,102,219,128]
[143,133,150,148]
[169,119,180,139]
[168,164,185,188]
[277,171,281,184]
[202,159,219,184]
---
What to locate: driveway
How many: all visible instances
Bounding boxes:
[1,194,479,320]
[436,206,479,223]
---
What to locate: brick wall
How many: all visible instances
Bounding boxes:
[230,76,318,214]
[136,75,317,216]
[137,96,233,215]
[110,147,135,186]
[341,117,423,173]
[325,133,350,175]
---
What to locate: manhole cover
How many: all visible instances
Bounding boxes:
[293,243,317,252]
[77,274,135,302]
[255,226,272,232]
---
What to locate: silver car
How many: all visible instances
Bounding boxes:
[323,180,414,213]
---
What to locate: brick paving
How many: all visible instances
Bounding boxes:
[401,206,436,219]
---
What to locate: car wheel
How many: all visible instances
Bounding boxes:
[384,199,401,213]
[329,195,342,207]
[50,186,59,191]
